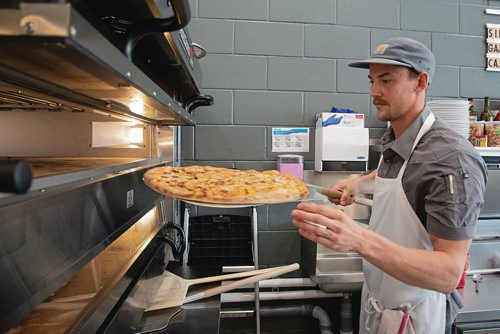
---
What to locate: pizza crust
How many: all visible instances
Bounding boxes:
[143,165,309,205]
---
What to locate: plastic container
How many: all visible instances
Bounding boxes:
[485,121,500,147]
[469,121,485,146]
[277,154,304,180]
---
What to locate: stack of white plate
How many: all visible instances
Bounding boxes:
[427,99,470,139]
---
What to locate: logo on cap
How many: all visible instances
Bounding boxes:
[375,44,389,54]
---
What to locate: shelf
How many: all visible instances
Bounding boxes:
[475,147,500,157]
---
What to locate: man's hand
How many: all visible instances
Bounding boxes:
[291,202,470,294]
[328,170,376,206]
[291,202,366,252]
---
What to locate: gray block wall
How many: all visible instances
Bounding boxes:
[182,0,500,266]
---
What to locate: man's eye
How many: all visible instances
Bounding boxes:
[382,80,390,84]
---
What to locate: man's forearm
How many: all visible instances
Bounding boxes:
[357,229,470,294]
[356,169,376,194]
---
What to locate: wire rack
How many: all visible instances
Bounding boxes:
[188,214,253,266]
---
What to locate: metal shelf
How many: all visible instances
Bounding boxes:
[476,147,500,157]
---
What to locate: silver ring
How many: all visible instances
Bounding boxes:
[322,229,333,237]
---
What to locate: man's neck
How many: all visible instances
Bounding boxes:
[391,99,426,139]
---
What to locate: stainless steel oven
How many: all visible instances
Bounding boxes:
[0,1,209,332]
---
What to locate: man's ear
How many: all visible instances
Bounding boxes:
[417,72,430,91]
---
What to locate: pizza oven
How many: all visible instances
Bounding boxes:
[0,1,210,332]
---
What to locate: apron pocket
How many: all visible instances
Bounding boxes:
[377,309,416,334]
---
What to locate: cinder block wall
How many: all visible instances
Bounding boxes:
[182,0,500,266]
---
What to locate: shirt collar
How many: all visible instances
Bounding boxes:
[381,106,431,161]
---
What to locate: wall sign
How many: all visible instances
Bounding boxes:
[271,127,309,152]
[486,23,500,71]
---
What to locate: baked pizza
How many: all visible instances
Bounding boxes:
[143,165,309,205]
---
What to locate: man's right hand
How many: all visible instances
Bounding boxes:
[328,170,377,206]
[328,179,359,206]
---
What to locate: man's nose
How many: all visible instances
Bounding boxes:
[370,84,381,97]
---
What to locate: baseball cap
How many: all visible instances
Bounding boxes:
[348,37,436,83]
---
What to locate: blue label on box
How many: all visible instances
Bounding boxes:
[272,128,308,135]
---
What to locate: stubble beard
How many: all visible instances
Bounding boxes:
[375,104,392,122]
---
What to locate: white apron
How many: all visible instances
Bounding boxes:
[359,112,446,334]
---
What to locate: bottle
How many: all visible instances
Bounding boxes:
[480,97,493,122]
[468,98,478,121]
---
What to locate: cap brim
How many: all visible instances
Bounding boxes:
[348,58,413,69]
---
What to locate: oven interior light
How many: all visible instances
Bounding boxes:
[127,127,144,144]
[91,121,144,147]
[129,97,144,116]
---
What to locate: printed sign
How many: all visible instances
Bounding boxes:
[486,24,500,71]
[272,128,309,152]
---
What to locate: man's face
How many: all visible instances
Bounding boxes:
[368,64,420,122]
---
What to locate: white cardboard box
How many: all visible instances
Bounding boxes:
[316,113,365,128]
[314,127,369,171]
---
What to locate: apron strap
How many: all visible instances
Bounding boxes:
[364,294,384,331]
[364,293,429,332]
[397,112,435,180]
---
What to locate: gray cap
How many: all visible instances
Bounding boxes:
[348,37,436,83]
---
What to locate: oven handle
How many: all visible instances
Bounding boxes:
[183,94,214,114]
[0,160,32,194]
[124,0,191,59]
[157,223,186,261]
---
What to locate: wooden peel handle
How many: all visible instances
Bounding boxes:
[318,188,372,207]
[184,263,300,304]
[188,266,280,285]
[352,196,373,207]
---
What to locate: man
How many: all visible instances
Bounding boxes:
[291,37,487,333]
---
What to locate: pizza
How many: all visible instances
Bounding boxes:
[143,165,309,205]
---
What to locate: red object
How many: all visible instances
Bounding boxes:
[398,308,410,334]
[495,111,500,121]
[457,253,470,289]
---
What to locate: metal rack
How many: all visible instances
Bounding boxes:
[182,204,262,333]
[187,214,253,266]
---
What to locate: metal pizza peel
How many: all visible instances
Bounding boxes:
[145,263,299,311]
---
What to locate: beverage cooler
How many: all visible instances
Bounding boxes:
[0,0,211,332]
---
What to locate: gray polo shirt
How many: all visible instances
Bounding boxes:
[377,105,488,325]
[378,106,487,240]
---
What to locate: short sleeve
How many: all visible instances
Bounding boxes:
[425,151,487,240]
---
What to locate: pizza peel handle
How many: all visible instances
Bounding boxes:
[184,263,300,304]
[187,266,280,285]
[308,184,373,207]
[145,266,287,311]
[319,187,373,207]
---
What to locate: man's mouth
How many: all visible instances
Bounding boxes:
[373,99,387,106]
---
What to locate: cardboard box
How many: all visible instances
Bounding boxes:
[315,112,365,128]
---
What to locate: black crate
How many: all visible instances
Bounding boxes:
[188,215,253,266]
